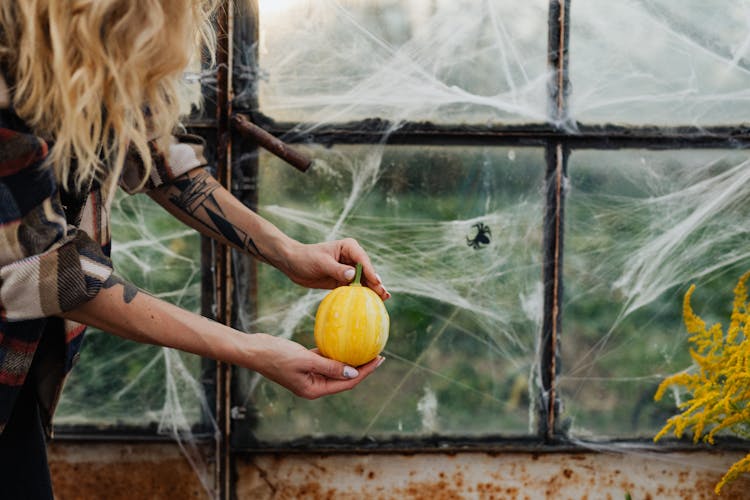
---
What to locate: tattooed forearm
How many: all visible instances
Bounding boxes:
[169,170,221,213]
[209,213,265,260]
[166,170,266,261]
[103,275,139,304]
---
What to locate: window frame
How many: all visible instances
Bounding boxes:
[226,0,750,454]
[52,0,750,467]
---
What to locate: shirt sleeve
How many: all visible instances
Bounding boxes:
[119,133,209,194]
[0,128,113,321]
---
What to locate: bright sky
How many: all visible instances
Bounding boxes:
[258,0,298,16]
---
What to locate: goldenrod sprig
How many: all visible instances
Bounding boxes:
[654,271,750,495]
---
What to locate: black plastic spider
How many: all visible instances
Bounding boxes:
[466,222,491,250]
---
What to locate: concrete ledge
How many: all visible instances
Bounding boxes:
[47,442,750,499]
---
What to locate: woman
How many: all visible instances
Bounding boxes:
[0,1,389,496]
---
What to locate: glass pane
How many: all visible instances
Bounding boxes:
[236,145,544,441]
[570,0,750,126]
[56,194,204,429]
[562,150,750,438]
[257,0,549,125]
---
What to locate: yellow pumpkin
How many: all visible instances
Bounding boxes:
[314,263,389,366]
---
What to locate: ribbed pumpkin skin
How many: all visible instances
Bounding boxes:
[314,284,389,366]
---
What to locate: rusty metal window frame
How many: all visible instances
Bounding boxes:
[222,0,750,455]
[52,0,750,463]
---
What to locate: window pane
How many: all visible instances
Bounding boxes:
[237,145,544,441]
[562,150,750,438]
[56,194,204,429]
[570,0,750,126]
[257,0,549,124]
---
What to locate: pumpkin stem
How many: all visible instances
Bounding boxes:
[352,263,363,286]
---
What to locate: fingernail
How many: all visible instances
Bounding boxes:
[375,356,386,368]
[343,366,358,378]
[344,268,355,281]
[375,273,383,284]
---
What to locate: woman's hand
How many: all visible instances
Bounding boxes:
[250,333,384,399]
[282,238,391,301]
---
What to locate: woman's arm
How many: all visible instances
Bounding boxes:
[60,278,383,399]
[148,168,390,300]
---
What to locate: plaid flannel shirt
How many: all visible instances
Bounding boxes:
[0,72,207,436]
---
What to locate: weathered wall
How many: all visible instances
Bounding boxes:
[48,442,750,499]
[235,451,750,500]
[48,441,210,499]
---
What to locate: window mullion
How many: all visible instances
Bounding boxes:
[539,0,570,442]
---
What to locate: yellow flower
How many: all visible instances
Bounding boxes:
[654,271,750,495]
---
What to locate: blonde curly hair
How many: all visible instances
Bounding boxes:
[0,0,217,190]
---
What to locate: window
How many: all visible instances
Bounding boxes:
[55,193,207,433]
[563,149,750,437]
[248,145,544,439]
[233,0,750,448]
[55,0,750,458]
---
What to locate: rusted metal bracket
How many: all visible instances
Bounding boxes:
[232,113,313,172]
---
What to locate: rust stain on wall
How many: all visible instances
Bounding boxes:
[46,442,750,499]
[235,451,750,500]
[48,441,209,500]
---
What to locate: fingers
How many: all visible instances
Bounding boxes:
[358,355,386,375]
[311,354,361,380]
[301,355,386,399]
[310,352,384,379]
[338,238,391,300]
[364,269,391,301]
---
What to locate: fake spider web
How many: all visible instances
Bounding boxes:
[54,0,750,497]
